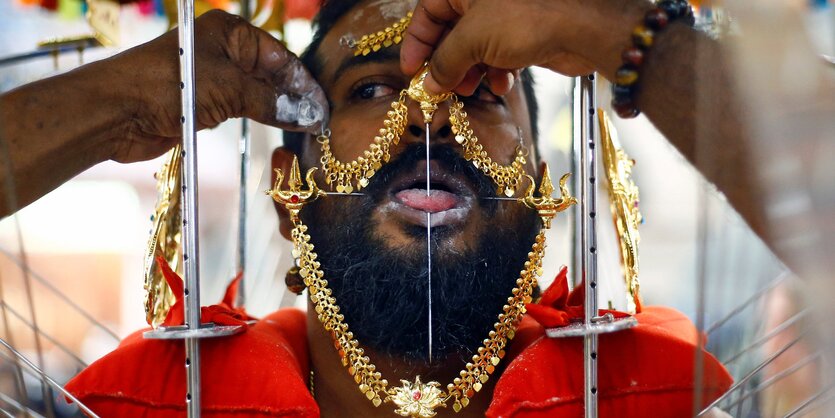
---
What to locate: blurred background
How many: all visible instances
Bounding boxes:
[0,0,832,416]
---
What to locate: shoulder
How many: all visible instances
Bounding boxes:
[66,308,318,417]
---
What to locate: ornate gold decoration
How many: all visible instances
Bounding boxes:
[144,145,183,328]
[352,11,413,56]
[522,165,578,229]
[319,92,409,194]
[266,155,324,223]
[598,110,643,313]
[390,376,445,418]
[407,64,453,124]
[449,96,527,197]
[272,154,575,416]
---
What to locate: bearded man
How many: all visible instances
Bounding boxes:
[2,0,737,416]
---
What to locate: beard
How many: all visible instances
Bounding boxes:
[301,143,540,363]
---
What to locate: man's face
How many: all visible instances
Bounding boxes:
[294,0,540,361]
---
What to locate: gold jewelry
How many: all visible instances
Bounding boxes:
[449,96,527,197]
[266,154,324,223]
[270,155,575,417]
[598,110,643,313]
[143,144,183,328]
[351,11,413,56]
[522,164,578,229]
[319,92,409,194]
[406,64,452,124]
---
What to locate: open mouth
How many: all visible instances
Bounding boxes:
[381,161,475,228]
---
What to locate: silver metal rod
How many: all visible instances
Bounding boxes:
[236,119,250,308]
[570,78,583,288]
[782,383,835,418]
[0,391,47,418]
[579,74,598,418]
[722,307,810,365]
[0,301,87,368]
[705,271,790,335]
[425,122,433,362]
[319,191,518,201]
[699,332,806,415]
[176,0,202,414]
[235,0,253,307]
[722,351,821,411]
[0,246,120,341]
[0,338,100,418]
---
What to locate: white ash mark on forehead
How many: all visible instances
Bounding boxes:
[352,0,416,23]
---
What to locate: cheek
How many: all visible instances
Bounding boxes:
[326,105,391,161]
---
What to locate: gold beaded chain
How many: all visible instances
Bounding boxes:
[449,96,527,198]
[268,157,576,418]
[319,92,409,194]
[350,12,413,56]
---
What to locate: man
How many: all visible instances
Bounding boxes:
[5,0,735,416]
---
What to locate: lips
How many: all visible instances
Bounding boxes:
[382,161,475,227]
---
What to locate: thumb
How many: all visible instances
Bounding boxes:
[240,27,329,133]
[423,16,483,94]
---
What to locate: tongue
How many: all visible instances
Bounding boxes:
[396,189,459,213]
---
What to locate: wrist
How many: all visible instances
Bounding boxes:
[576,0,650,80]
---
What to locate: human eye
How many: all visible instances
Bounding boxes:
[349,81,396,101]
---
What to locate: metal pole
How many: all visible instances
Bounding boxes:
[579,74,599,418]
[235,0,252,308]
[176,0,202,415]
[571,78,583,288]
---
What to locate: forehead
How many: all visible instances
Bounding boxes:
[317,0,416,80]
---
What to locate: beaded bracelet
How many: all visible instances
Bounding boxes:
[611,0,695,118]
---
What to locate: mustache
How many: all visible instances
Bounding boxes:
[361,143,497,202]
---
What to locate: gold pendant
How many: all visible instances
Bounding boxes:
[389,376,446,418]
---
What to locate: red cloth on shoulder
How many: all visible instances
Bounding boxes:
[65,308,317,418]
[487,267,733,418]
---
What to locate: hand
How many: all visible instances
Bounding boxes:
[400,0,645,95]
[106,9,328,163]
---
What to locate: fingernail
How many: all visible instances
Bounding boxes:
[276,94,324,127]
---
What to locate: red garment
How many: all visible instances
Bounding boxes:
[66,268,732,417]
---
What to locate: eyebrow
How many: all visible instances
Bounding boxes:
[332,47,401,82]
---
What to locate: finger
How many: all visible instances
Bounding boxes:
[423,15,482,94]
[453,66,484,96]
[485,67,514,96]
[225,18,329,132]
[400,0,461,75]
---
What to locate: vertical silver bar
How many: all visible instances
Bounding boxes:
[570,78,583,287]
[236,119,250,307]
[176,0,202,415]
[235,0,252,308]
[579,74,599,418]
[425,123,432,362]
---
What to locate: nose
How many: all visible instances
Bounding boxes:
[401,98,454,146]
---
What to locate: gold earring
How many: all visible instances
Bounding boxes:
[318,92,409,194]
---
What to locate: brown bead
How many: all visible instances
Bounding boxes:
[621,47,645,67]
[644,8,669,30]
[615,66,639,86]
[612,98,640,119]
[285,266,305,295]
[632,24,655,49]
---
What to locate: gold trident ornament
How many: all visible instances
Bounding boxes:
[406,63,452,124]
[522,164,577,229]
[266,155,324,223]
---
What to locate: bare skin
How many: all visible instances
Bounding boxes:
[400,0,767,244]
[268,2,538,415]
[0,10,328,218]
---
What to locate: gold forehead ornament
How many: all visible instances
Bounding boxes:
[351,11,413,56]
